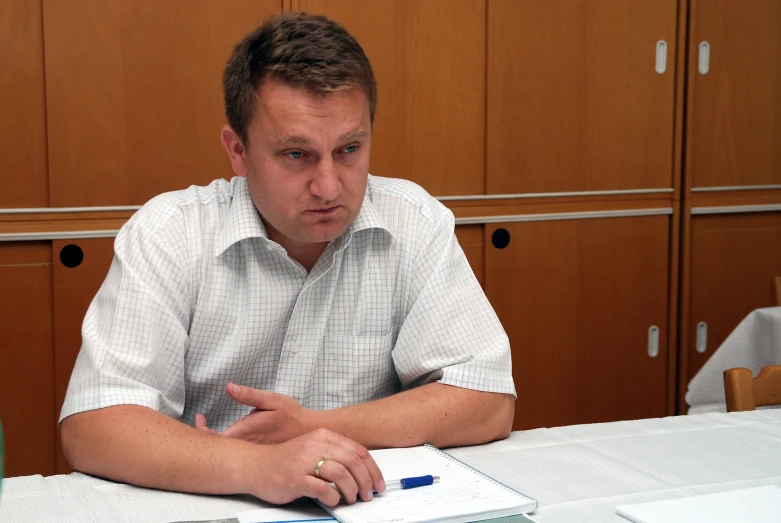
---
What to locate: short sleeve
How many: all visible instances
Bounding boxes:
[59,220,191,422]
[391,210,517,397]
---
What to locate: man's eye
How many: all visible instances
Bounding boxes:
[287,151,303,159]
[344,145,358,154]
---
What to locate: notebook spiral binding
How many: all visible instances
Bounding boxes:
[423,443,537,507]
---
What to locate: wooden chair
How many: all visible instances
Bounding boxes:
[723,365,781,412]
[772,276,781,307]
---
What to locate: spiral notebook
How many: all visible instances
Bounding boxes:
[318,444,537,523]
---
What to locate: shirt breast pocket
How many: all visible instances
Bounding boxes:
[321,331,400,408]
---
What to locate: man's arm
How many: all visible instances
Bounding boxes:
[315,383,515,448]
[60,405,385,506]
[218,382,514,449]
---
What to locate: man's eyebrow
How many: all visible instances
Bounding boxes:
[340,127,368,142]
[271,127,367,146]
[273,134,309,145]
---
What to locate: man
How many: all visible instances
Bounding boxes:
[60,12,515,508]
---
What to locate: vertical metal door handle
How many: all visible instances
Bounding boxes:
[655,41,667,74]
[696,321,708,353]
[698,42,710,74]
[648,325,660,358]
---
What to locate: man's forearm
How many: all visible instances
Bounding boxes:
[61,405,265,496]
[311,383,515,449]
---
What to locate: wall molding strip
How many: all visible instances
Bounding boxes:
[437,188,673,201]
[691,204,781,215]
[0,205,142,214]
[0,230,120,242]
[691,184,781,192]
[454,207,673,225]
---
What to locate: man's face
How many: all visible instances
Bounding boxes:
[225,79,372,251]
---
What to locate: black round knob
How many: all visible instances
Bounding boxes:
[491,228,511,249]
[60,244,84,268]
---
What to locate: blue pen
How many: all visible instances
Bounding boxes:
[383,475,440,491]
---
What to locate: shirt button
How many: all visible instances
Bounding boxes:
[290,345,298,354]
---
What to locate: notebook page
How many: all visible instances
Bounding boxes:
[325,445,534,523]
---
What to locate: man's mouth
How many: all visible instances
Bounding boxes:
[309,206,340,216]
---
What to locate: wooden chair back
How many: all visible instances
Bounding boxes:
[724,365,781,412]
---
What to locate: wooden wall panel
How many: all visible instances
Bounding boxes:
[43,0,282,207]
[688,0,781,188]
[485,215,670,429]
[487,0,678,194]
[294,0,486,197]
[52,238,115,474]
[686,212,781,383]
[0,243,55,477]
[0,0,49,208]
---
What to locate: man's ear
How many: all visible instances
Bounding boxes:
[220,125,249,178]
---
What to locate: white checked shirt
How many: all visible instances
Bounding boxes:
[61,176,516,430]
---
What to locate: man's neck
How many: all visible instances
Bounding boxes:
[282,241,328,273]
[264,224,328,273]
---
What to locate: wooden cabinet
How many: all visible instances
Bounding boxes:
[485,215,670,430]
[685,212,781,383]
[292,0,486,197]
[0,243,55,478]
[678,0,781,408]
[0,0,49,208]
[42,0,281,207]
[487,0,678,193]
[687,0,781,188]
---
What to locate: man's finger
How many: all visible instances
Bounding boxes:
[304,432,379,502]
[300,475,341,508]
[317,459,360,504]
[314,429,385,495]
[227,383,280,410]
[194,413,211,433]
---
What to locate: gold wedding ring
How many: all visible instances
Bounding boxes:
[315,458,326,478]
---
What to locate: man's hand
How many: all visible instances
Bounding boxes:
[195,383,312,444]
[253,427,386,506]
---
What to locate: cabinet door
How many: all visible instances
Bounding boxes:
[485,215,670,429]
[688,0,781,188]
[293,0,486,197]
[52,238,115,474]
[0,0,48,208]
[687,213,781,382]
[0,243,55,477]
[43,0,281,207]
[487,0,678,194]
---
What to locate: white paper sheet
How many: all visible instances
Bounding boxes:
[616,485,781,523]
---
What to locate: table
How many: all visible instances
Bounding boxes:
[686,306,781,414]
[1,410,780,522]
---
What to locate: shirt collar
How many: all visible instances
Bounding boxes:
[346,184,394,240]
[214,176,394,258]
[214,177,269,257]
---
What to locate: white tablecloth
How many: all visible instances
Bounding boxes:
[686,307,781,414]
[2,410,781,522]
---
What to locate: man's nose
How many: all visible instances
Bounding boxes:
[310,157,341,202]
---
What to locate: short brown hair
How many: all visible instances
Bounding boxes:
[223,12,378,145]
